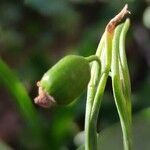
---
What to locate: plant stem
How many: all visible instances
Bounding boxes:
[89,72,108,149]
[88,30,112,150]
[85,34,105,150]
[86,55,101,68]
[85,30,112,150]
[85,5,130,150]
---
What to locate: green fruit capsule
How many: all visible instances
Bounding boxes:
[34,55,100,108]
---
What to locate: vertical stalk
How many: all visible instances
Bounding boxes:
[85,5,130,150]
[88,30,112,150]
[85,34,105,150]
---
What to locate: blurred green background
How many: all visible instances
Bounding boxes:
[0,0,150,150]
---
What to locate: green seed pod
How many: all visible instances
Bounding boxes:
[34,55,100,108]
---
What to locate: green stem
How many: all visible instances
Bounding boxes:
[85,30,112,150]
[85,33,105,150]
[89,72,108,149]
[86,55,101,68]
[88,30,112,150]
[85,6,130,150]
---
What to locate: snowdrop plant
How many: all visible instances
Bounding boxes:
[35,4,132,150]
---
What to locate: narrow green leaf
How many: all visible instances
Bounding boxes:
[0,58,44,138]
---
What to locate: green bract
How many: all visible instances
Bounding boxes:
[35,55,91,107]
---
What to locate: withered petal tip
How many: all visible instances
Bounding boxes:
[34,85,56,108]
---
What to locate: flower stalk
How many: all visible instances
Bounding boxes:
[85,4,132,150]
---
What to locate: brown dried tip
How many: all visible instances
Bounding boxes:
[34,82,56,108]
[106,4,130,33]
